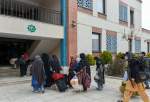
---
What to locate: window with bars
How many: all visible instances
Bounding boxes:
[77,0,93,10]
[106,34,117,53]
[135,39,141,53]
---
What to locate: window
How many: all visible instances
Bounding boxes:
[119,4,128,22]
[77,0,93,10]
[147,42,150,53]
[92,33,101,52]
[130,10,134,25]
[94,0,105,14]
[106,34,117,53]
[135,39,141,53]
[128,39,132,52]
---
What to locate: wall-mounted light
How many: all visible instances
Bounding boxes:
[122,28,135,41]
[71,20,77,28]
[122,28,128,41]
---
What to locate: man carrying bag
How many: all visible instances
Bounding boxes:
[120,52,150,102]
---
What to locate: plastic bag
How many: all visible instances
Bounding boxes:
[70,75,83,91]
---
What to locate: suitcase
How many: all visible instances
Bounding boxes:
[56,78,67,92]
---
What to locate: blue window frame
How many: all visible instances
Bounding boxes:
[119,4,128,22]
[135,39,141,53]
[106,34,117,53]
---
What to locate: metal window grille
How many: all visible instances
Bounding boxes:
[77,0,93,10]
[0,0,61,25]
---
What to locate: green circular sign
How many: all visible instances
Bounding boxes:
[27,24,36,32]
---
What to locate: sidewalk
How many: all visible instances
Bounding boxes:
[0,77,149,102]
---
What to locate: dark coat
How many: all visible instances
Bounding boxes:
[128,59,144,83]
[32,56,45,85]
[96,58,105,84]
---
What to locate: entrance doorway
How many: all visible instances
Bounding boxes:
[0,37,34,66]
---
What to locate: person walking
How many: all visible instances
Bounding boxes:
[41,53,52,87]
[31,55,45,93]
[76,53,91,92]
[50,55,62,73]
[68,56,78,87]
[18,55,26,77]
[94,57,105,90]
[120,52,150,102]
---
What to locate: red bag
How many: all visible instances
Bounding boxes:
[52,73,64,81]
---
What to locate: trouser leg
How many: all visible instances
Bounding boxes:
[137,90,150,102]
[20,67,24,76]
[123,90,133,102]
[97,81,103,90]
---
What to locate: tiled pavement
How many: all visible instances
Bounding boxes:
[0,67,149,102]
[0,77,149,102]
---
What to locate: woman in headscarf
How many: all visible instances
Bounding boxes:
[41,53,52,87]
[50,55,62,73]
[68,56,78,87]
[31,55,45,93]
[18,55,26,77]
[94,57,104,90]
[77,53,91,92]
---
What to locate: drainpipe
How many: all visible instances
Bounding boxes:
[60,0,67,66]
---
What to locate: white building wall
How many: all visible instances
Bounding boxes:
[107,0,119,23]
[77,0,143,54]
[0,15,63,39]
[141,31,150,53]
[77,24,92,54]
[101,29,107,51]
[117,33,129,53]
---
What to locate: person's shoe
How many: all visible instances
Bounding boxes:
[41,90,45,94]
[96,88,103,91]
[32,90,39,93]
[145,86,150,89]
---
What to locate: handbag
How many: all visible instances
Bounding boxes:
[139,72,148,81]
[70,75,83,91]
[94,72,100,80]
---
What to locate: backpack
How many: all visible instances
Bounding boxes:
[128,58,148,83]
[136,59,148,83]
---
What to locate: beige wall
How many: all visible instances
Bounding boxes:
[77,24,92,54]
[30,39,60,58]
[0,15,63,39]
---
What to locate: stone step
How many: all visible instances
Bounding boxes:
[0,76,31,86]
[0,66,20,77]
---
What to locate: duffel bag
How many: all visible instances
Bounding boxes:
[52,73,64,81]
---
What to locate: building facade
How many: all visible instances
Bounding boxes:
[77,0,150,56]
[0,0,149,66]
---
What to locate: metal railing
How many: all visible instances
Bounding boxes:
[0,0,62,25]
